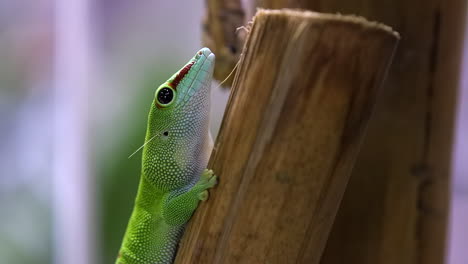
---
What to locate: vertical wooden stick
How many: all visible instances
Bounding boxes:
[176,9,398,264]
[313,1,466,263]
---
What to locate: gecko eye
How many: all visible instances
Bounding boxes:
[156,87,175,106]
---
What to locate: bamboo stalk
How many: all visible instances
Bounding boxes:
[205,0,465,262]
[296,1,464,264]
[175,9,398,264]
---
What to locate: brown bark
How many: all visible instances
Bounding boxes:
[318,2,466,263]
[176,9,398,264]
[207,0,465,263]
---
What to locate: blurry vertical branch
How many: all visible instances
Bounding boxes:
[176,10,398,264]
[202,0,245,85]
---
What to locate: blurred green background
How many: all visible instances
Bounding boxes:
[0,1,229,263]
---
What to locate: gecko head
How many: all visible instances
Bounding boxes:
[142,48,215,191]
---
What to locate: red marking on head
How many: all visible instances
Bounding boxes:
[117,252,122,258]
[171,61,195,90]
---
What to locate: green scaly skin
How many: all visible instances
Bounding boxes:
[116,48,216,264]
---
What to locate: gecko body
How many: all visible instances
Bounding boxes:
[117,48,216,264]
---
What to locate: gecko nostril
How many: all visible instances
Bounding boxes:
[163,131,169,137]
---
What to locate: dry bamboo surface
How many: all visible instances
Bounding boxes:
[312,2,466,264]
[175,9,398,264]
[208,1,467,263]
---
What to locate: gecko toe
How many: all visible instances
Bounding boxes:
[198,190,209,201]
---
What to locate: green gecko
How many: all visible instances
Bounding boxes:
[116,48,217,264]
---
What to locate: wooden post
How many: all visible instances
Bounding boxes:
[175,10,398,264]
[204,1,466,263]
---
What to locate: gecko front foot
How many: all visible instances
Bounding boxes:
[200,169,217,188]
[196,169,217,201]
[162,169,218,226]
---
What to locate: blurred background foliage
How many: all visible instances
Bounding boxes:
[0,1,229,263]
[0,1,53,263]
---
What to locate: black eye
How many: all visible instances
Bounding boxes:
[157,87,174,105]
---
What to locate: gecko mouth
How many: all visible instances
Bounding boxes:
[190,50,214,92]
[173,48,215,109]
[192,48,214,76]
[169,48,214,91]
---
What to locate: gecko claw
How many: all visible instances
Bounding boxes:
[196,169,217,200]
[198,190,209,201]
